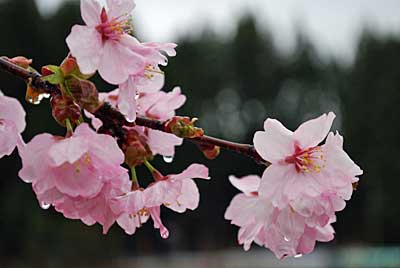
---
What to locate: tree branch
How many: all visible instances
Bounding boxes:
[0,56,266,165]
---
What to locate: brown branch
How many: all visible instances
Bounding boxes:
[0,56,266,165]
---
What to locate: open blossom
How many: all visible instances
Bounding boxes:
[110,190,170,238]
[118,42,177,122]
[111,164,209,237]
[0,91,26,158]
[66,0,145,84]
[18,123,130,233]
[253,112,363,209]
[145,163,210,213]
[225,175,336,259]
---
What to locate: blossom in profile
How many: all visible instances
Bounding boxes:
[110,164,209,238]
[18,123,130,233]
[253,112,363,209]
[66,0,145,84]
[145,163,210,213]
[117,42,177,122]
[111,190,170,239]
[0,91,26,158]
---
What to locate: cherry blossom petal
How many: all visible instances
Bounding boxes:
[81,0,102,26]
[66,25,103,75]
[167,179,199,213]
[98,38,145,84]
[106,0,135,19]
[118,77,137,122]
[229,175,260,196]
[0,93,26,132]
[116,213,140,235]
[148,206,169,239]
[258,164,293,208]
[293,112,336,149]
[0,120,18,158]
[253,118,294,163]
[48,137,89,166]
[171,164,210,181]
[146,129,182,157]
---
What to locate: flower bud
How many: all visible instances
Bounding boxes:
[51,95,81,127]
[60,57,78,76]
[9,56,32,69]
[165,116,204,139]
[122,128,153,167]
[65,78,100,113]
[196,143,220,160]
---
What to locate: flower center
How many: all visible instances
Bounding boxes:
[285,145,325,173]
[144,65,164,80]
[96,8,133,41]
[74,153,92,173]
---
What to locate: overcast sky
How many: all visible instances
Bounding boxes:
[36,0,400,62]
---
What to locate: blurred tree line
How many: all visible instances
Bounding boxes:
[1,0,399,266]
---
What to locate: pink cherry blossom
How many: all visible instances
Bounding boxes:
[145,164,210,213]
[18,123,130,233]
[110,189,170,238]
[110,164,209,238]
[0,91,26,158]
[117,42,177,122]
[225,175,336,259]
[66,0,145,84]
[253,112,363,209]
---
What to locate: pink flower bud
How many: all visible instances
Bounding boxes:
[9,56,32,69]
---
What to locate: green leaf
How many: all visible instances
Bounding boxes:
[42,73,63,84]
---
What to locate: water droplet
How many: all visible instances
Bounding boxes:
[160,227,169,239]
[294,254,303,258]
[163,155,174,163]
[27,93,49,105]
[40,202,50,210]
[125,116,135,123]
[284,236,290,242]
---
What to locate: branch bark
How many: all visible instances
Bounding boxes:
[0,56,266,165]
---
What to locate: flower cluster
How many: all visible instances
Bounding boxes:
[0,0,363,260]
[225,113,363,258]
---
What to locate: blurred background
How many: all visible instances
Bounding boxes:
[1,0,400,267]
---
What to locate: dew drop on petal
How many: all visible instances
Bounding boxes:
[294,254,303,258]
[160,227,169,239]
[284,236,290,242]
[163,155,174,163]
[40,202,50,210]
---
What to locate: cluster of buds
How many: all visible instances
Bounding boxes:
[165,116,204,138]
